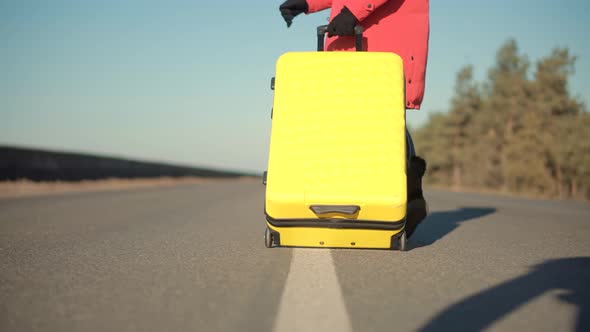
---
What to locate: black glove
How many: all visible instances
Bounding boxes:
[279,0,308,28]
[328,6,358,37]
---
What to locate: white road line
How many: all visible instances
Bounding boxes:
[273,249,353,332]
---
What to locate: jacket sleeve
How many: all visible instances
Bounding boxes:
[306,0,332,13]
[342,0,390,22]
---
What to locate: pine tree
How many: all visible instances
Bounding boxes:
[557,112,590,199]
[504,111,554,196]
[484,39,531,191]
[413,112,452,186]
[446,65,482,190]
[532,48,584,198]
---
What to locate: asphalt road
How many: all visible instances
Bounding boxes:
[1,181,589,332]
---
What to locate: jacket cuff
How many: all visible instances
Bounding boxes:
[305,0,332,14]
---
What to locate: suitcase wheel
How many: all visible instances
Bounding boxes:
[264,227,274,248]
[391,231,407,251]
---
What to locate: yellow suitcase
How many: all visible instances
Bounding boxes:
[264,28,408,250]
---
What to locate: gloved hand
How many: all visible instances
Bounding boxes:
[279,0,309,28]
[328,6,358,36]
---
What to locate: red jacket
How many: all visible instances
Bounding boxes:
[306,0,429,109]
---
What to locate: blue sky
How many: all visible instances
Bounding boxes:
[2,0,589,172]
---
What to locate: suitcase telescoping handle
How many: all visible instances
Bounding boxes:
[316,25,364,52]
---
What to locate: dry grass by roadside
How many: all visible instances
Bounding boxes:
[5,178,584,204]
[424,184,590,204]
[0,177,260,199]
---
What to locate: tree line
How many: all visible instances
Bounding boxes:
[414,39,590,201]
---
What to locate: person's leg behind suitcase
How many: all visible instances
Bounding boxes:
[405,129,428,239]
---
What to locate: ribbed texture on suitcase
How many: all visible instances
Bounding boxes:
[266,52,407,222]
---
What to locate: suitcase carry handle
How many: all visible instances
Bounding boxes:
[317,25,364,52]
[310,205,361,215]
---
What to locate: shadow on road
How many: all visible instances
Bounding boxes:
[419,257,590,332]
[410,207,496,249]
